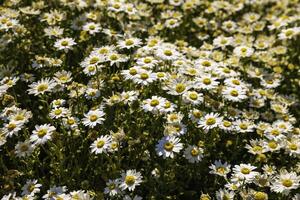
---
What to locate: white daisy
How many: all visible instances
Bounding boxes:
[30,124,56,145]
[15,140,34,158]
[198,113,223,131]
[82,109,105,128]
[271,170,300,195]
[156,136,183,158]
[21,179,42,196]
[90,135,112,154]
[232,163,259,183]
[120,169,143,191]
[27,78,56,96]
[54,37,76,51]
[183,145,204,163]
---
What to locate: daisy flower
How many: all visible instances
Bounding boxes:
[216,189,235,200]
[82,109,105,128]
[198,113,223,131]
[118,38,142,49]
[278,27,300,40]
[27,78,56,96]
[271,170,300,195]
[83,22,101,35]
[132,69,157,86]
[222,87,248,102]
[232,164,259,183]
[209,160,231,178]
[142,96,166,114]
[234,120,255,133]
[104,179,121,197]
[120,169,143,191]
[183,145,204,163]
[156,136,183,158]
[182,91,203,105]
[195,74,219,90]
[90,135,112,154]
[30,124,56,145]
[156,46,180,61]
[233,46,254,57]
[21,179,42,196]
[15,140,34,158]
[54,37,76,51]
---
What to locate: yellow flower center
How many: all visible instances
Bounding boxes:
[190,148,199,156]
[164,50,173,56]
[144,58,151,63]
[37,84,48,92]
[125,175,136,185]
[241,167,250,174]
[129,68,137,75]
[150,99,159,107]
[203,78,211,85]
[90,57,99,64]
[289,143,298,151]
[223,121,232,127]
[285,30,294,37]
[189,93,198,100]
[206,118,216,125]
[202,60,211,67]
[282,179,293,187]
[157,72,165,78]
[88,66,96,72]
[96,140,105,148]
[239,123,248,130]
[217,167,226,174]
[254,192,267,200]
[140,73,149,80]
[125,39,134,46]
[37,129,47,138]
[110,54,118,60]
[54,109,62,115]
[8,123,17,130]
[67,118,75,125]
[89,114,98,122]
[268,141,278,149]
[230,90,239,97]
[175,83,186,93]
[164,142,174,151]
[61,40,69,46]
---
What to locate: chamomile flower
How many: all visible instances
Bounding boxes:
[54,37,76,51]
[83,22,101,35]
[30,124,56,145]
[104,179,121,197]
[222,87,248,102]
[232,164,259,183]
[15,140,34,158]
[142,96,166,114]
[27,78,56,96]
[21,179,42,196]
[198,113,223,131]
[271,170,300,195]
[196,74,219,90]
[120,169,143,191]
[182,91,203,105]
[233,46,254,57]
[90,135,112,154]
[118,38,142,49]
[209,160,231,177]
[156,136,183,158]
[82,109,105,128]
[183,145,204,163]
[156,46,180,61]
[278,27,300,40]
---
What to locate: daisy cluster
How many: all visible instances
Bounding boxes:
[0,0,300,199]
